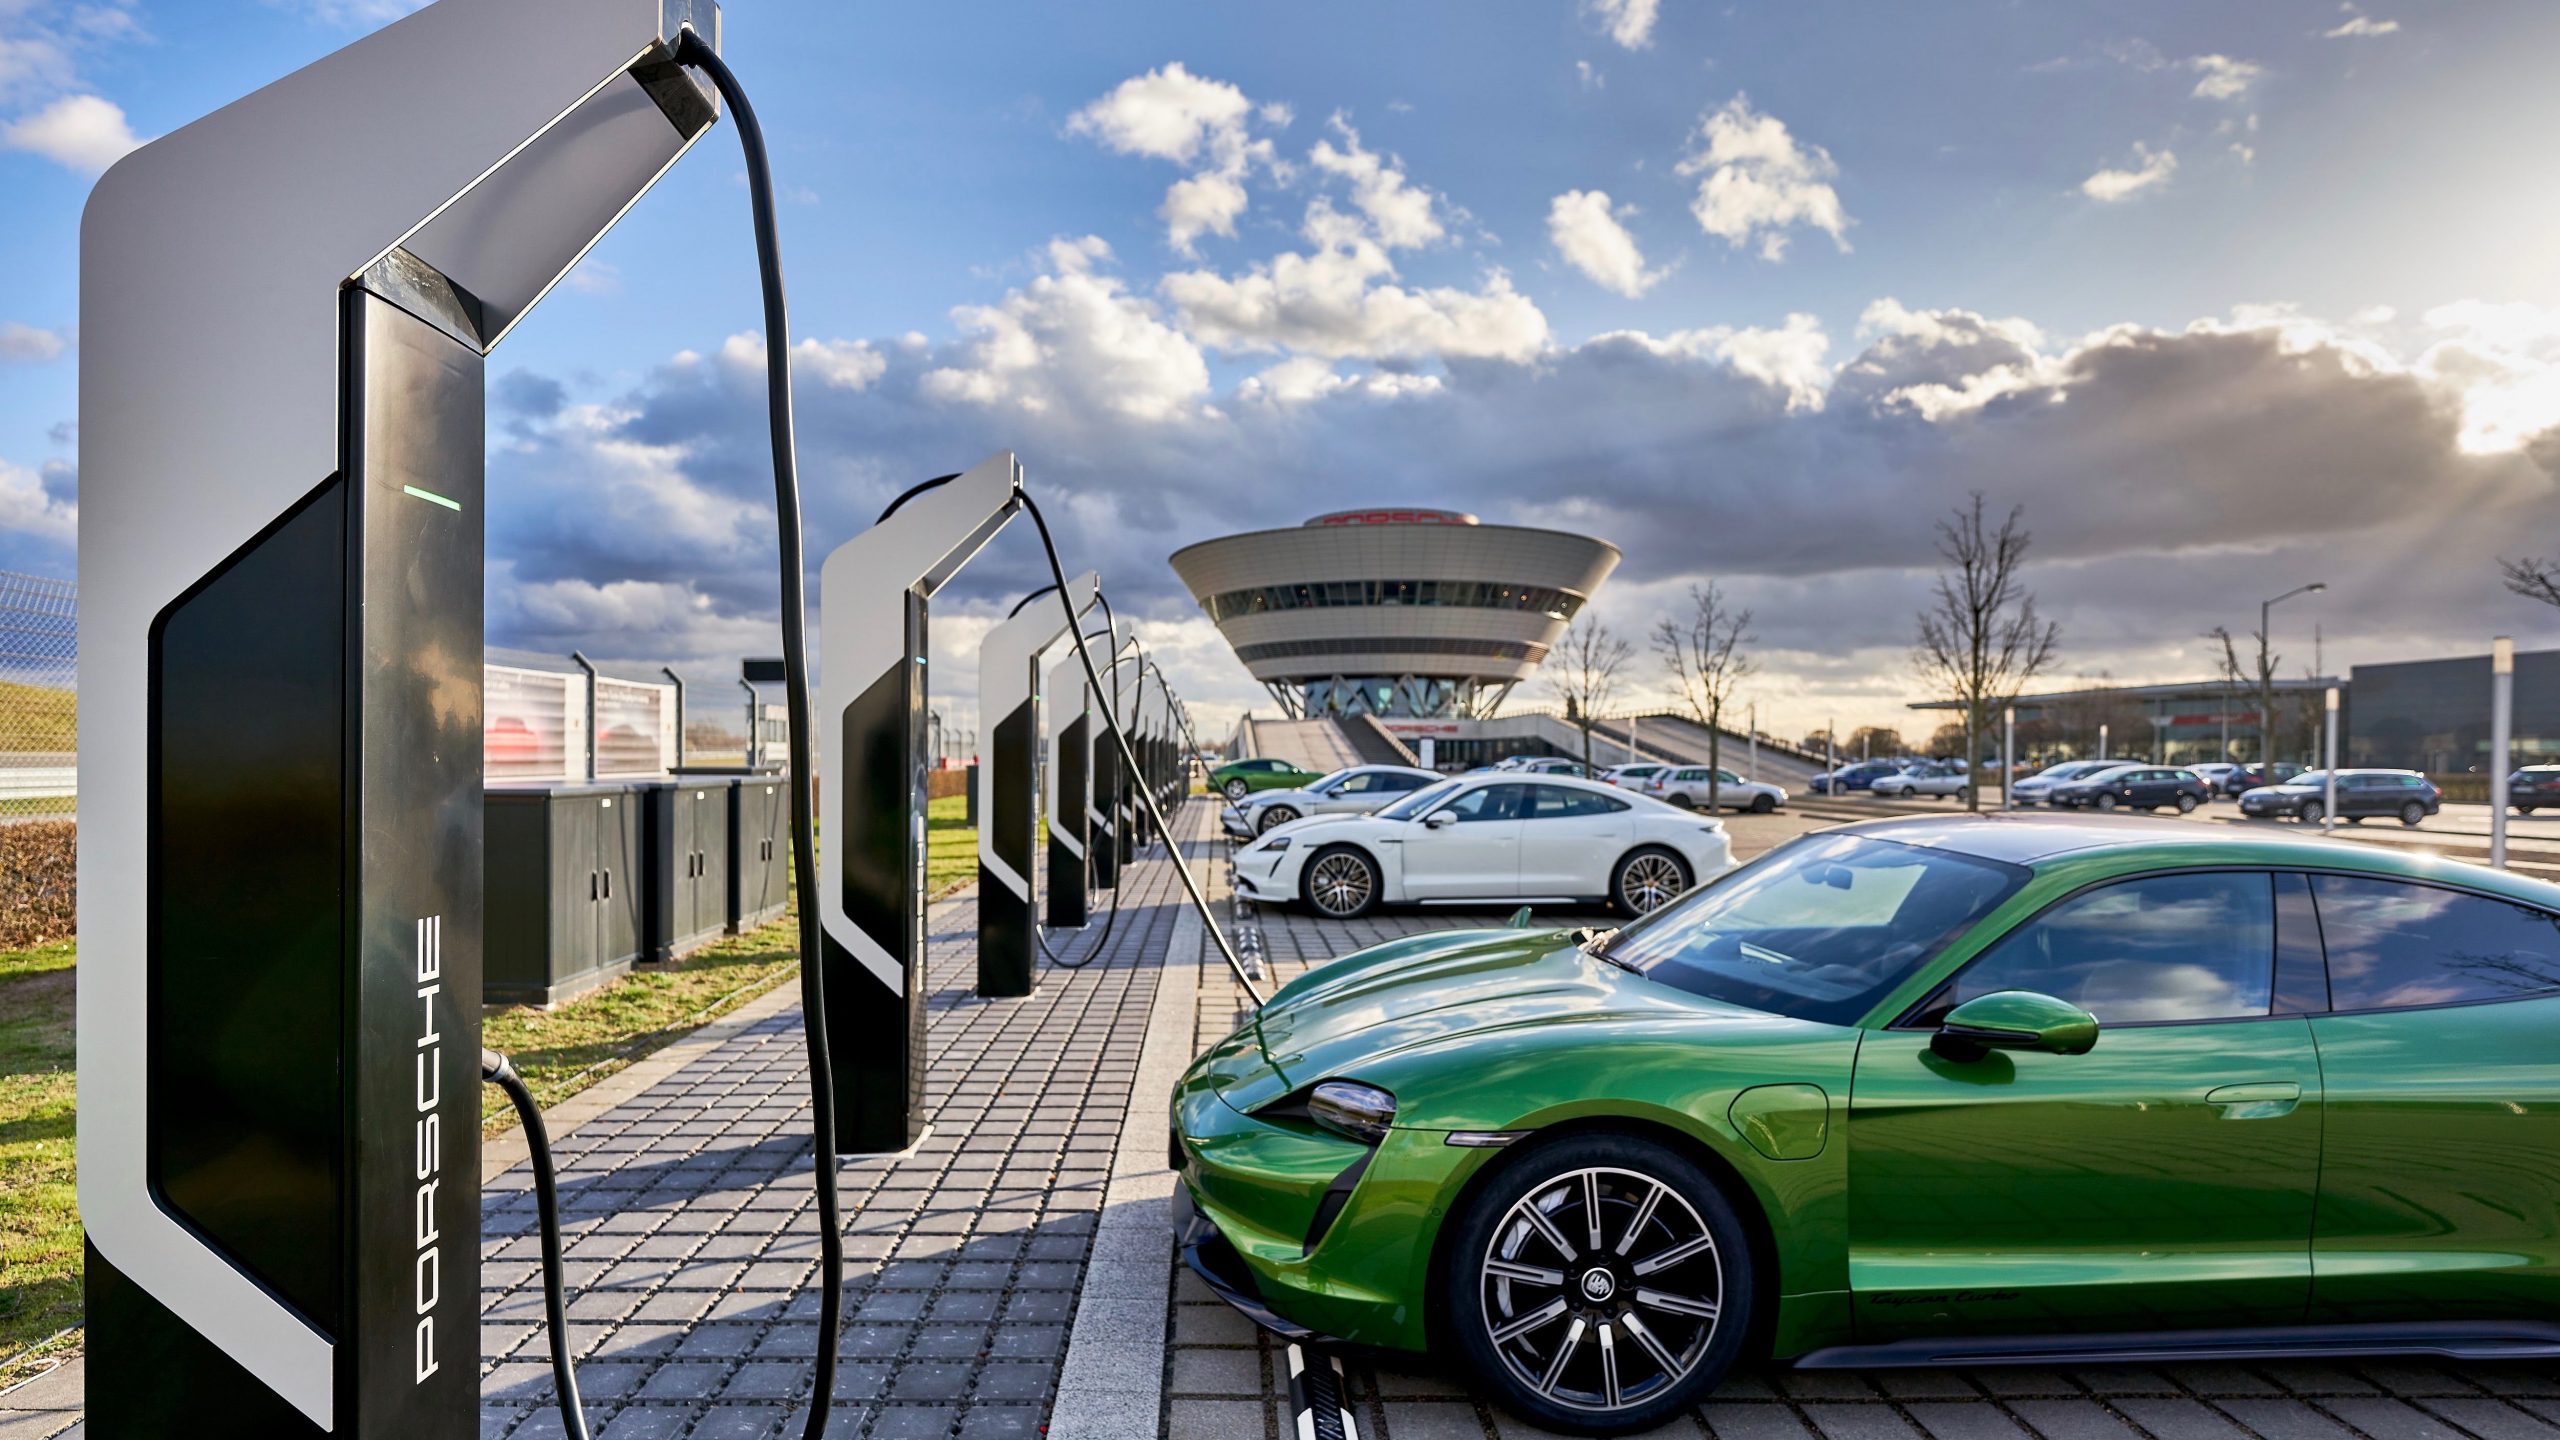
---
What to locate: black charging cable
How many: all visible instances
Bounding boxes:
[1037,609,1129,970]
[675,30,849,1440]
[1020,491,1266,1004]
[482,1050,592,1440]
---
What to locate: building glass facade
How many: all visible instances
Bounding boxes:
[2343,649,2560,773]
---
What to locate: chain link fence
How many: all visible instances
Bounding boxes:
[1,570,76,820]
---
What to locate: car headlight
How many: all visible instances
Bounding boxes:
[1306,1080,1397,1145]
[1259,835,1291,852]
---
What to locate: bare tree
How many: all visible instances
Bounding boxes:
[1848,725,1907,760]
[1655,583,1756,811]
[1913,493,2061,810]
[2503,557,2560,610]
[2208,619,2288,766]
[1544,617,1633,776]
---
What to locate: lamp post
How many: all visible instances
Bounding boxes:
[2493,637,2514,869]
[2002,705,2015,811]
[2261,582,2328,764]
[2099,721,2109,761]
[1748,701,1758,780]
[2323,687,2340,835]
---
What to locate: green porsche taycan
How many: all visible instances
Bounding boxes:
[1174,813,2560,1435]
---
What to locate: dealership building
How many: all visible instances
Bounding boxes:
[1169,508,1619,719]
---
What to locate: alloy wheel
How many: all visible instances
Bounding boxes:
[1305,850,1375,918]
[1224,779,1250,801]
[1477,1166,1723,1417]
[1256,806,1299,834]
[1617,853,1687,915]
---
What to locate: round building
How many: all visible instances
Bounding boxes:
[1168,509,1620,718]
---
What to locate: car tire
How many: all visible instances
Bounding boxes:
[1443,1132,1754,1436]
[2400,802,2427,828]
[1665,793,1695,810]
[2521,806,2538,816]
[1610,847,1692,918]
[1749,794,1777,814]
[1254,805,1300,835]
[2298,801,2324,826]
[1223,778,1250,802]
[2175,793,2199,814]
[2093,793,2117,812]
[1300,845,1380,919]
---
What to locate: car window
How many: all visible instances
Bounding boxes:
[1603,834,2029,1026]
[1330,772,1378,794]
[1377,778,1462,820]
[2311,876,2560,1011]
[1376,772,1428,792]
[1439,783,1528,822]
[1525,784,1624,818]
[1715,770,1740,784]
[1944,872,2275,1025]
[1678,769,1706,781]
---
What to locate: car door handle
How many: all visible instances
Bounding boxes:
[2204,1081,2300,1118]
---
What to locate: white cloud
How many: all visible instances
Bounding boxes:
[1576,60,1605,90]
[0,323,68,362]
[1163,200,1549,362]
[2081,145,2177,202]
[2414,300,2560,454]
[1676,95,1852,261]
[561,260,621,297]
[1599,314,1833,411]
[1234,356,1444,406]
[2326,11,2401,38]
[1,92,143,172]
[1067,62,1279,254]
[1582,0,1661,50]
[0,459,75,544]
[792,338,889,392]
[2187,54,2263,101]
[923,237,1211,423]
[1547,189,1668,298]
[1307,118,1443,251]
[293,0,432,24]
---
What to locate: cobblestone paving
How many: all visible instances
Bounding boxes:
[473,841,1190,1440]
[1168,812,2560,1440]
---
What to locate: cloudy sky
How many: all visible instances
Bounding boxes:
[6,0,2560,739]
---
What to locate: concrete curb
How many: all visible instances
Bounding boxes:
[1047,812,1207,1440]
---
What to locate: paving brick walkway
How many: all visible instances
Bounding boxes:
[1168,814,2560,1440]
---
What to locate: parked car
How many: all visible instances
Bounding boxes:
[1220,764,1441,839]
[2189,762,2245,795]
[1647,766,1786,814]
[1508,757,1590,777]
[1177,815,2560,1434]
[1871,762,1968,800]
[2049,764,2210,813]
[2239,769,2442,826]
[2219,762,2307,796]
[2510,766,2560,814]
[2008,760,2137,806]
[1209,756,1327,802]
[1230,774,1733,920]
[1807,759,1907,795]
[1600,762,1672,789]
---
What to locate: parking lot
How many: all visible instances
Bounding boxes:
[1178,792,2560,1440]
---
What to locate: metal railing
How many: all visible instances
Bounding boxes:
[0,570,76,819]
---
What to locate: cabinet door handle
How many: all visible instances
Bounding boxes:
[590,871,599,901]
[602,868,612,899]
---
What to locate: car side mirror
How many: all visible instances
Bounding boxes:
[1932,990,2099,1061]
[1424,810,1458,829]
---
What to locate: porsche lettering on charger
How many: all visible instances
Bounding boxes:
[414,916,444,1384]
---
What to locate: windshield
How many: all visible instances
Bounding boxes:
[2280,770,2330,788]
[1599,833,2028,1025]
[1307,768,1358,794]
[1377,778,1464,820]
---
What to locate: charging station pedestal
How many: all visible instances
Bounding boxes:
[1047,623,1132,924]
[975,573,1098,996]
[76,1,719,1432]
[818,455,1020,1152]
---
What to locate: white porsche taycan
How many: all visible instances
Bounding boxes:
[1229,772,1735,920]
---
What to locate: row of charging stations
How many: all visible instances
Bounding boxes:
[74,0,1225,1431]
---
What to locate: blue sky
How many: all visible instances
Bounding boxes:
[7,0,2559,734]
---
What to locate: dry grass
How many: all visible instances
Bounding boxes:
[0,822,75,952]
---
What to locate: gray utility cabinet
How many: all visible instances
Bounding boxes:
[486,782,643,1005]
[641,778,736,962]
[729,775,790,933]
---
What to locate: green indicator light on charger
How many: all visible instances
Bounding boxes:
[402,485,462,511]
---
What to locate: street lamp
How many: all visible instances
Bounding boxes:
[2261,582,2327,765]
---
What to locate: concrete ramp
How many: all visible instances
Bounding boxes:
[1238,717,1364,775]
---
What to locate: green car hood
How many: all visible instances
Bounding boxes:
[1193,928,1843,1129]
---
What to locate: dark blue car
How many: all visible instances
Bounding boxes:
[1809,759,1911,795]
